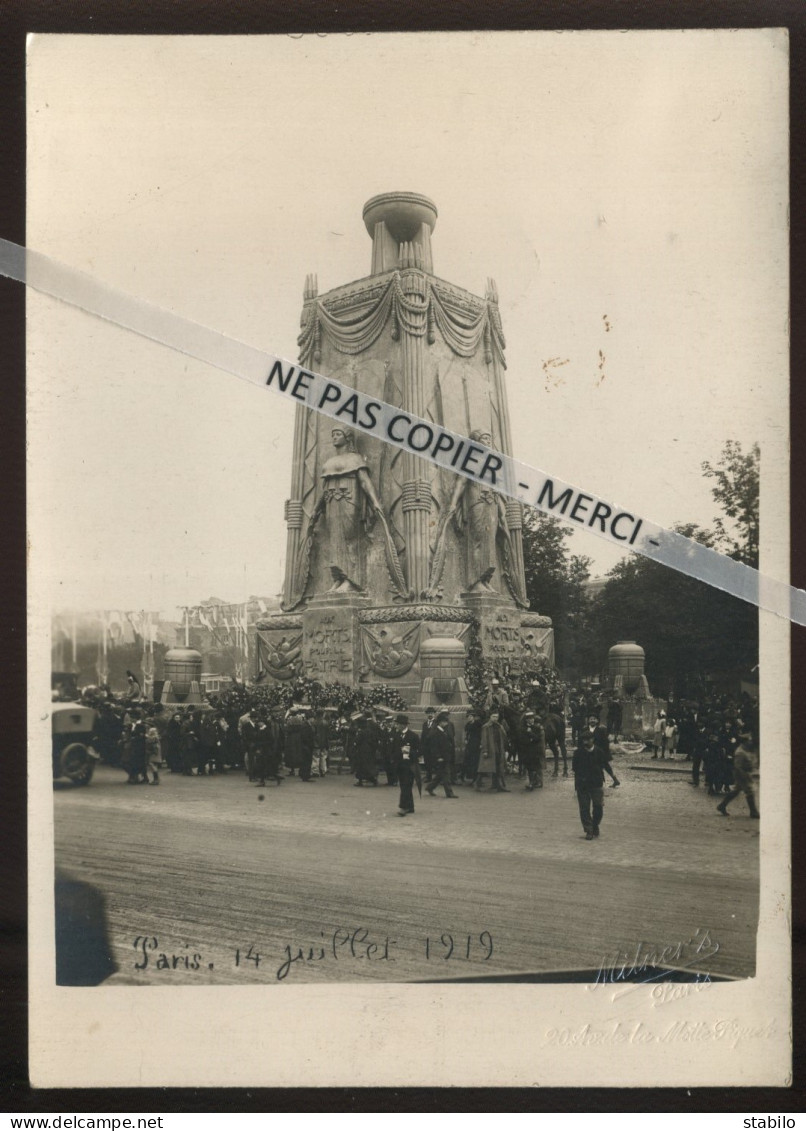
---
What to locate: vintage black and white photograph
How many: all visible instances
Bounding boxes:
[26,31,790,1087]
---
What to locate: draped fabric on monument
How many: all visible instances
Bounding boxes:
[286,264,525,613]
[297,271,506,367]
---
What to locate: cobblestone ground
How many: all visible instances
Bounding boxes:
[54,741,759,986]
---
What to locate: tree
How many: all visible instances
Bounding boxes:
[520,510,593,675]
[587,541,757,698]
[583,440,760,697]
[702,440,759,567]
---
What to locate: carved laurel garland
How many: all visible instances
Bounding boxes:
[520,614,553,628]
[357,604,477,625]
[255,616,303,631]
[260,607,548,629]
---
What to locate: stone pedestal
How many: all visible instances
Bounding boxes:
[462,592,526,669]
[301,594,370,683]
[619,697,667,743]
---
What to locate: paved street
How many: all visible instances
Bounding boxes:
[54,748,760,986]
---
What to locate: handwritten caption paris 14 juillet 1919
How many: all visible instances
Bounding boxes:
[131,928,495,981]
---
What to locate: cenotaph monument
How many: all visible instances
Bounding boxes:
[256,192,553,701]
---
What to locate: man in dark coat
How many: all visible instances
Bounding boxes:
[389,714,421,816]
[572,732,611,840]
[179,712,199,777]
[252,708,283,786]
[128,711,148,784]
[285,709,316,781]
[312,709,330,777]
[584,712,620,788]
[239,707,259,780]
[162,711,183,773]
[420,707,438,782]
[92,702,122,765]
[570,695,586,746]
[607,697,623,742]
[461,709,484,783]
[690,720,708,787]
[425,711,458,799]
[352,712,380,786]
[519,710,546,791]
[376,712,398,786]
[198,707,220,775]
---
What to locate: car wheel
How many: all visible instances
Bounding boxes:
[60,743,95,786]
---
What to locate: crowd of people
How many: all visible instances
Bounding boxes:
[73,670,760,831]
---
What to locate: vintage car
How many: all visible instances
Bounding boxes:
[52,702,100,786]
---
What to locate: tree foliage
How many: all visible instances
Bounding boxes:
[520,510,593,675]
[584,441,759,696]
[702,440,760,567]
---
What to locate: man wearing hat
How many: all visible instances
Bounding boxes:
[478,708,509,791]
[716,731,759,819]
[426,710,459,799]
[584,712,620,788]
[484,677,509,713]
[461,708,484,783]
[352,710,380,786]
[388,714,422,816]
[420,706,438,783]
[374,709,397,787]
[285,707,316,782]
[572,730,610,840]
[519,710,546,791]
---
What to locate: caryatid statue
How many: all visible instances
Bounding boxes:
[291,427,407,605]
[429,428,528,606]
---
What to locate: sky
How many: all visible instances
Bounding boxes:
[25,30,788,617]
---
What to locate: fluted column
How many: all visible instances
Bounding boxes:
[399,264,430,599]
[282,275,318,609]
[486,278,528,605]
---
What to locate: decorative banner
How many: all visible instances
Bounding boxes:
[360,622,421,678]
[256,630,303,680]
[4,237,799,623]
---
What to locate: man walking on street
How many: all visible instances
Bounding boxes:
[389,714,421,816]
[585,712,620,788]
[425,710,458,799]
[572,732,610,840]
[716,731,760,819]
[420,706,438,783]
